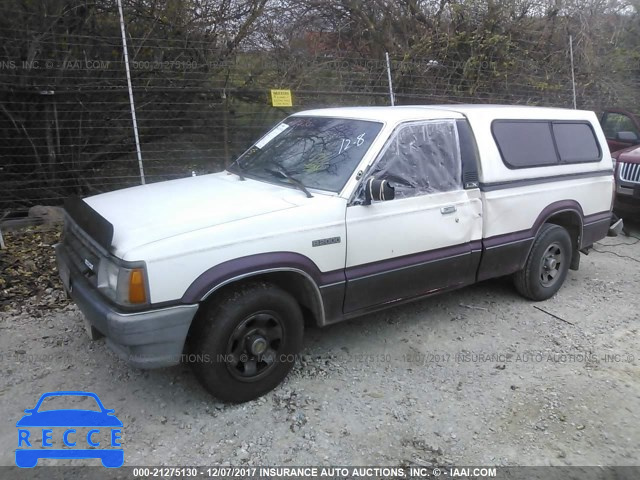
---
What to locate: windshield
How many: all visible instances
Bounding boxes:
[229,116,383,193]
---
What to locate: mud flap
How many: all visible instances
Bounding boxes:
[607,217,624,237]
[570,248,580,271]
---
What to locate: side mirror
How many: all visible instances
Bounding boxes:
[616,131,639,144]
[364,178,395,205]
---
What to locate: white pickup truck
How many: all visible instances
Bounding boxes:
[56,105,615,402]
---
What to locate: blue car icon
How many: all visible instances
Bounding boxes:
[16,391,123,468]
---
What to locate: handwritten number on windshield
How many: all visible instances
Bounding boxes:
[338,133,366,155]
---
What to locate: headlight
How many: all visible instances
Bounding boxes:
[97,258,119,294]
[97,257,148,306]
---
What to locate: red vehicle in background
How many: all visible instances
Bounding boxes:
[600,108,640,218]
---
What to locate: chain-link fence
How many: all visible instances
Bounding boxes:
[1,11,639,212]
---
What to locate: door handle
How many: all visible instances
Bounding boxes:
[440,205,457,215]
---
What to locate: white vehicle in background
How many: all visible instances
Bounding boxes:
[56,105,616,402]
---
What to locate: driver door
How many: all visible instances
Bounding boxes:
[344,120,482,313]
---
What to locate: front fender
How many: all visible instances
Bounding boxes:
[180,252,345,326]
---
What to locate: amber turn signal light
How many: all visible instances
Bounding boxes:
[128,268,147,304]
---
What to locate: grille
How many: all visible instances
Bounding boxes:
[619,162,640,184]
[63,220,102,286]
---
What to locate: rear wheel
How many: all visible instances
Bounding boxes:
[189,282,303,403]
[514,223,572,301]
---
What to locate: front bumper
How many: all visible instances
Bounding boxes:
[615,183,640,216]
[55,244,198,369]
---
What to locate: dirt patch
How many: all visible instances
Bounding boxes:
[0,226,68,314]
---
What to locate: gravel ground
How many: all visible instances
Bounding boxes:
[0,221,639,468]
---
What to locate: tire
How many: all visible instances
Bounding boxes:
[189,282,303,403]
[513,223,572,301]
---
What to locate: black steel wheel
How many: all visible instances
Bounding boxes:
[538,242,565,288]
[189,282,303,403]
[226,311,284,381]
[514,223,572,301]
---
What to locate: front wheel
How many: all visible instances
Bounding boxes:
[513,223,572,301]
[189,282,304,403]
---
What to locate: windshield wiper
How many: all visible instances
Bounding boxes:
[264,167,313,198]
[229,159,246,181]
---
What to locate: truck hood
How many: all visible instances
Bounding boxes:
[614,145,640,164]
[84,172,307,256]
